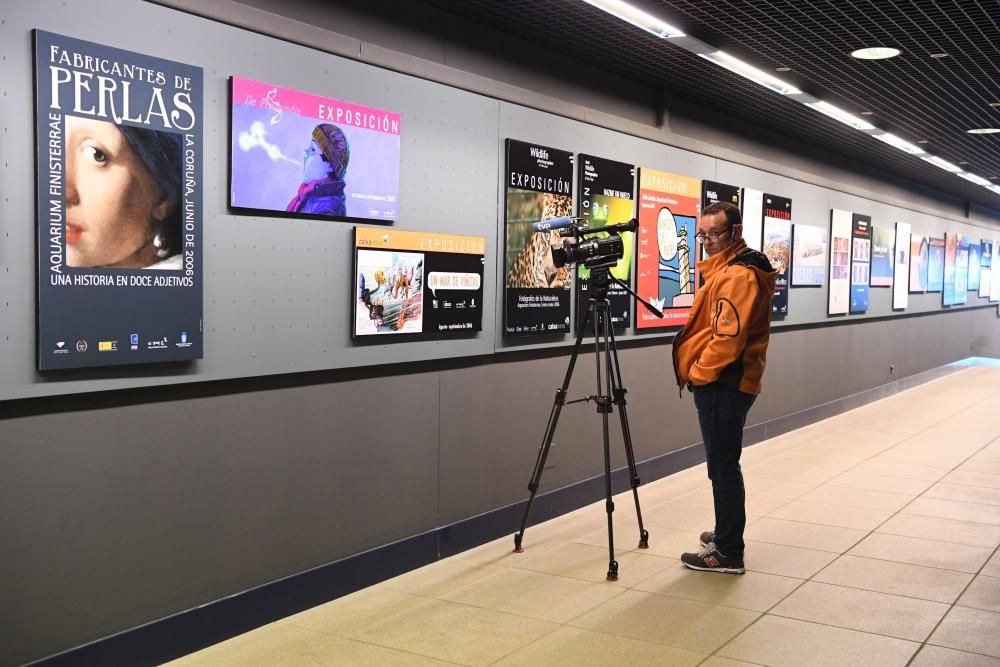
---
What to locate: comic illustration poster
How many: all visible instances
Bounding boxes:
[740,188,764,251]
[893,222,910,310]
[850,213,871,313]
[909,234,928,293]
[968,238,983,293]
[762,194,792,317]
[503,139,573,335]
[954,235,969,305]
[636,168,700,328]
[869,226,894,287]
[943,233,958,305]
[575,155,635,328]
[230,76,400,222]
[34,31,202,370]
[828,209,852,315]
[927,236,945,293]
[979,240,993,299]
[353,228,484,337]
[792,224,827,287]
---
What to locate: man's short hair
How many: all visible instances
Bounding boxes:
[702,201,742,228]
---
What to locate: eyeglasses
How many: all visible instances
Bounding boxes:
[694,226,732,243]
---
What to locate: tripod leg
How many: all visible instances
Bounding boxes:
[607,324,649,549]
[513,303,591,553]
[596,304,618,581]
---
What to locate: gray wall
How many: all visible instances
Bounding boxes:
[3,0,1000,663]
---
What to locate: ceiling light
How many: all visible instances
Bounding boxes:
[851,47,901,60]
[957,172,992,186]
[860,110,874,115]
[581,0,685,38]
[917,140,929,144]
[959,161,969,165]
[968,128,1000,134]
[921,155,962,172]
[874,132,926,154]
[775,66,791,72]
[698,51,801,95]
[806,101,875,130]
[987,184,1000,195]
[990,102,1000,108]
[929,53,949,59]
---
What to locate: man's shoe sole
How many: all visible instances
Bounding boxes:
[682,560,745,574]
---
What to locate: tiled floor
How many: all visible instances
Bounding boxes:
[171,367,1000,666]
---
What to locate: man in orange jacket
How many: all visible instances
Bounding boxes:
[672,201,777,574]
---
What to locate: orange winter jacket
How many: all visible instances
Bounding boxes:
[672,239,777,395]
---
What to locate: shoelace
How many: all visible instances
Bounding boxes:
[697,543,718,558]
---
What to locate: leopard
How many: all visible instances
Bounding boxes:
[506,193,573,289]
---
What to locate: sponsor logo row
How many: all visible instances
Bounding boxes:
[53,331,192,355]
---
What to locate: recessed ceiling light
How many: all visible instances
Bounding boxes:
[698,51,802,95]
[968,128,1000,134]
[851,47,901,60]
[860,110,874,115]
[775,66,791,72]
[921,155,962,172]
[916,140,929,144]
[957,172,992,186]
[929,53,949,59]
[581,0,685,38]
[959,161,970,165]
[874,133,926,155]
[805,101,875,130]
[990,102,1000,108]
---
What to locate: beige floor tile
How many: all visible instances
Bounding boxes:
[974,443,1000,462]
[984,551,1000,577]
[632,561,800,612]
[848,533,994,573]
[960,457,1000,475]
[717,614,919,667]
[748,453,855,484]
[942,470,1000,489]
[958,575,1000,613]
[382,558,505,599]
[865,449,963,470]
[438,567,624,623]
[281,588,427,637]
[582,524,699,561]
[767,499,893,531]
[700,657,769,667]
[643,500,719,533]
[741,474,818,499]
[850,459,947,481]
[353,598,558,666]
[876,513,1000,548]
[569,589,759,653]
[923,482,1000,506]
[506,540,675,589]
[929,606,1000,658]
[902,427,1000,449]
[826,471,934,495]
[743,540,839,579]
[769,581,948,641]
[903,496,1000,526]
[745,517,867,553]
[674,487,791,515]
[799,485,914,511]
[493,625,705,666]
[910,645,1000,667]
[813,554,973,603]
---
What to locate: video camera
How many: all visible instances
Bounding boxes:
[533,216,638,271]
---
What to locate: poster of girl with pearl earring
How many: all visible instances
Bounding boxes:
[34,30,203,371]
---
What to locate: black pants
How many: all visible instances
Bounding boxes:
[692,383,756,558]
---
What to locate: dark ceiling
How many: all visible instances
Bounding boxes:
[417,0,1000,211]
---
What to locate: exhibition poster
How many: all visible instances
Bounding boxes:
[893,222,910,310]
[34,30,203,370]
[636,168,701,328]
[828,209,852,315]
[701,180,741,262]
[991,240,1000,302]
[353,228,485,337]
[740,188,764,251]
[503,139,573,335]
[954,235,969,305]
[909,234,928,293]
[575,154,635,328]
[927,236,945,292]
[791,224,827,287]
[850,213,871,314]
[870,226,894,287]
[968,237,982,293]
[230,76,400,222]
[943,233,958,305]
[762,194,792,317]
[980,240,993,299]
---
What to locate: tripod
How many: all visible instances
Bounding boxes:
[513,265,659,581]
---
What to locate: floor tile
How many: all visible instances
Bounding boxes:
[281,588,427,637]
[923,482,1000,506]
[569,589,759,654]
[745,517,867,553]
[960,458,1000,475]
[848,533,994,573]
[910,645,1000,667]
[742,540,839,579]
[799,485,914,512]
[928,606,1000,658]
[506,540,674,589]
[957,574,1000,613]
[902,496,1000,526]
[740,475,817,499]
[769,581,948,641]
[701,657,770,667]
[674,487,791,515]
[717,614,919,667]
[942,470,1000,489]
[492,625,705,666]
[876,513,1000,548]
[984,551,1000,577]
[813,554,973,603]
[767,499,893,531]
[826,471,933,495]
[632,561,801,612]
[850,459,947,481]
[381,557,504,599]
[642,500,719,533]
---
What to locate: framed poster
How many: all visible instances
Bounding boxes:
[34,30,203,370]
[980,240,993,299]
[791,224,827,287]
[893,222,910,310]
[636,168,701,328]
[968,238,983,293]
[503,139,573,335]
[828,209,852,315]
[954,235,969,305]
[909,234,929,293]
[762,194,792,318]
[701,180,741,262]
[928,236,945,292]
[850,213,871,313]
[943,233,958,305]
[230,77,400,222]
[870,226,894,287]
[991,240,1000,302]
[576,154,635,328]
[353,228,485,337]
[739,188,764,251]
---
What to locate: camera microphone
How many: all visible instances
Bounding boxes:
[531,216,578,232]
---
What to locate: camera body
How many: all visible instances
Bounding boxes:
[549,217,637,271]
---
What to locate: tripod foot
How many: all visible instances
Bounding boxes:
[638,529,650,549]
[606,560,619,581]
[513,534,524,553]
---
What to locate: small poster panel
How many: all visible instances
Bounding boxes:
[979,240,993,299]
[740,188,764,251]
[636,168,701,328]
[943,233,958,305]
[791,224,827,287]
[503,139,573,335]
[230,76,400,221]
[991,240,1000,303]
[576,155,635,328]
[762,194,792,318]
[870,226,894,287]
[928,236,945,292]
[701,180,741,262]
[968,238,983,293]
[909,234,928,293]
[893,222,910,310]
[850,213,872,313]
[34,31,203,370]
[353,228,485,337]
[954,235,969,305]
[828,209,852,315]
